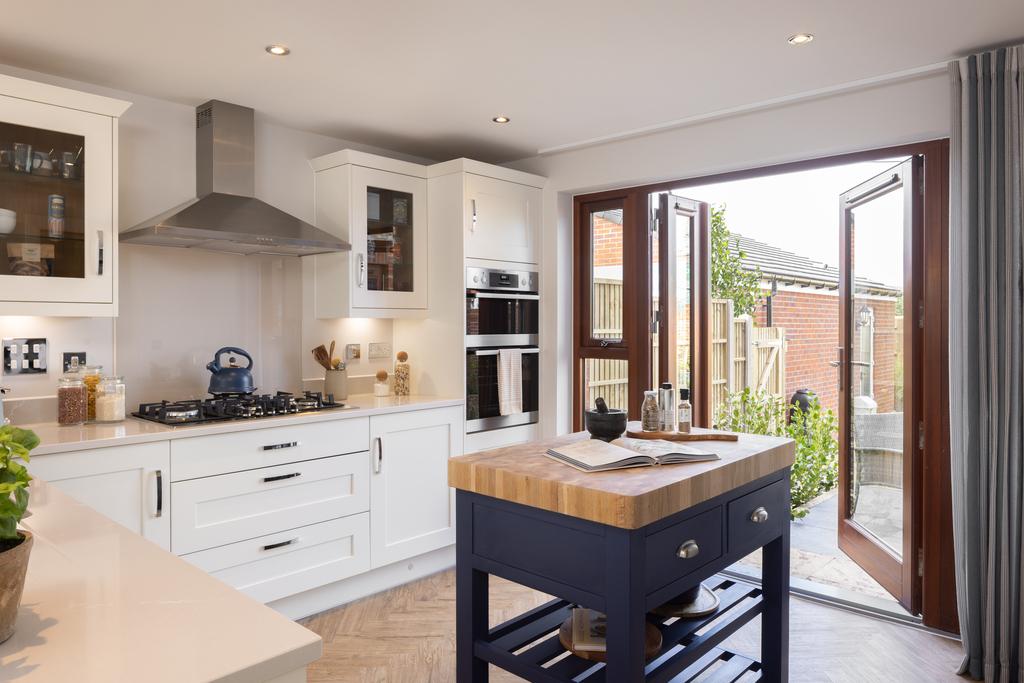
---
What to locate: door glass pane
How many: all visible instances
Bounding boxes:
[849,187,904,556]
[590,209,623,341]
[672,209,693,392]
[582,358,628,417]
[366,186,414,292]
[0,121,85,279]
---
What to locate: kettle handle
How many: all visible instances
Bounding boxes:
[208,347,254,372]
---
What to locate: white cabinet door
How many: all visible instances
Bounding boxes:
[369,406,463,567]
[350,166,428,311]
[0,93,114,307]
[465,174,541,265]
[29,442,170,550]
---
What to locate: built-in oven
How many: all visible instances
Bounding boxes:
[466,266,539,348]
[465,347,539,433]
[466,266,539,433]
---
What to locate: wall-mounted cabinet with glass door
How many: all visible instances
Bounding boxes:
[0,74,128,316]
[311,150,428,318]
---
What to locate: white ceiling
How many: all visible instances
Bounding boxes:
[2,1,1022,163]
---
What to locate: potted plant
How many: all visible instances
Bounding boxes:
[0,425,38,643]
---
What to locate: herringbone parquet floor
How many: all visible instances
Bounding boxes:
[298,570,964,682]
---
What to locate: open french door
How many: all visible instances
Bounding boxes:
[837,158,922,612]
[651,193,710,426]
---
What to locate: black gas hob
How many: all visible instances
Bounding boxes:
[132,391,353,426]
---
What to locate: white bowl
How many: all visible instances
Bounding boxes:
[0,208,15,235]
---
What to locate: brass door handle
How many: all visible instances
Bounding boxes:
[676,540,700,559]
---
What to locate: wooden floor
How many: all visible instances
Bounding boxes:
[299,570,964,682]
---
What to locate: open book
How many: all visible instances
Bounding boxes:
[545,437,719,473]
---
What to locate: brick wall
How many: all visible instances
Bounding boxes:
[592,215,623,267]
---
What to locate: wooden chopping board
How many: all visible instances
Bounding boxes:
[625,422,739,442]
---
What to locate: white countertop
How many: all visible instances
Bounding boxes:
[22,394,463,456]
[0,479,322,682]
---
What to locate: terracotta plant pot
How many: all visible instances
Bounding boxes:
[0,531,33,644]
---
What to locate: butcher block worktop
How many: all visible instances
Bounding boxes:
[448,428,795,529]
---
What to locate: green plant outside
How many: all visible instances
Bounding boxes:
[710,205,763,317]
[0,425,38,542]
[714,388,839,519]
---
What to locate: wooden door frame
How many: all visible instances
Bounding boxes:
[837,157,922,613]
[570,138,955,631]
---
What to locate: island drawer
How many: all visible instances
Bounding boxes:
[171,417,370,481]
[727,478,788,556]
[172,451,370,555]
[181,513,370,604]
[644,506,723,591]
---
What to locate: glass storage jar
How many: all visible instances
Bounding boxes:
[57,376,87,426]
[641,390,661,432]
[95,376,126,423]
[81,365,102,421]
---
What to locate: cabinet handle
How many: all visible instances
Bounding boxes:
[357,253,366,288]
[261,538,298,552]
[676,540,700,559]
[154,469,163,518]
[471,199,477,233]
[750,506,769,524]
[97,230,104,276]
[373,436,383,474]
[262,441,299,451]
[262,472,302,483]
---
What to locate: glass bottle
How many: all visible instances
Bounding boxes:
[641,390,661,432]
[678,388,692,434]
[81,365,103,421]
[57,376,87,425]
[95,376,126,423]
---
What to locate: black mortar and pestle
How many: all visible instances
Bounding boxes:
[584,397,628,441]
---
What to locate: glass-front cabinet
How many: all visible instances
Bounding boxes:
[0,75,127,315]
[312,151,428,318]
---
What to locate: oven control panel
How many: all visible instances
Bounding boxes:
[466,266,538,293]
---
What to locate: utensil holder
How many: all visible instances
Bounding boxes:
[324,368,348,401]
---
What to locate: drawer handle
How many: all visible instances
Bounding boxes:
[261,538,298,552]
[262,441,299,451]
[263,472,302,483]
[750,506,769,524]
[154,469,163,518]
[676,540,700,559]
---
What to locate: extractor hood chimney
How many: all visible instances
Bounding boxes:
[121,100,350,256]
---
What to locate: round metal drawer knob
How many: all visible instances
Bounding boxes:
[750,506,769,524]
[676,540,700,559]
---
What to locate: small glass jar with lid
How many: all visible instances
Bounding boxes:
[80,365,103,421]
[95,376,126,423]
[57,376,87,426]
[641,390,661,432]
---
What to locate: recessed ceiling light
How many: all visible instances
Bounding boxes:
[787,33,814,46]
[266,44,291,56]
[492,115,510,124]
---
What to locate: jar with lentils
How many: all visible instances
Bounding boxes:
[57,376,87,425]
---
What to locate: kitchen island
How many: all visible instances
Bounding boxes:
[0,478,321,682]
[448,429,796,682]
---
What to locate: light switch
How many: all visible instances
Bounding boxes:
[3,338,48,375]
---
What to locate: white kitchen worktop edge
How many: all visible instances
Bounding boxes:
[21,394,464,456]
[0,478,322,682]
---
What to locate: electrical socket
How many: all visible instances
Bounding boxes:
[368,342,392,360]
[345,344,361,361]
[63,352,87,373]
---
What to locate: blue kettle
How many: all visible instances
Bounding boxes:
[206,347,255,395]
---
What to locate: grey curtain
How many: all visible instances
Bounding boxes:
[950,45,1024,682]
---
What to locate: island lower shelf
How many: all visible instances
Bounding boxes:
[477,575,764,682]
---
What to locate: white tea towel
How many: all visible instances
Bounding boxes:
[497,348,523,416]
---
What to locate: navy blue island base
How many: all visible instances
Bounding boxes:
[455,468,791,682]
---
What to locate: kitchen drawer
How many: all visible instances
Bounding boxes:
[172,451,369,555]
[182,513,370,604]
[644,506,723,592]
[171,417,369,481]
[727,478,788,556]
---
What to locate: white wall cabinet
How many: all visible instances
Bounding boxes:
[29,442,170,549]
[464,173,542,265]
[368,405,463,568]
[0,73,130,316]
[311,150,428,318]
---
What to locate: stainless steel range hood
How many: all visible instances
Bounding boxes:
[121,100,350,256]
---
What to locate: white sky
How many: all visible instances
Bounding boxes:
[673,158,909,289]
